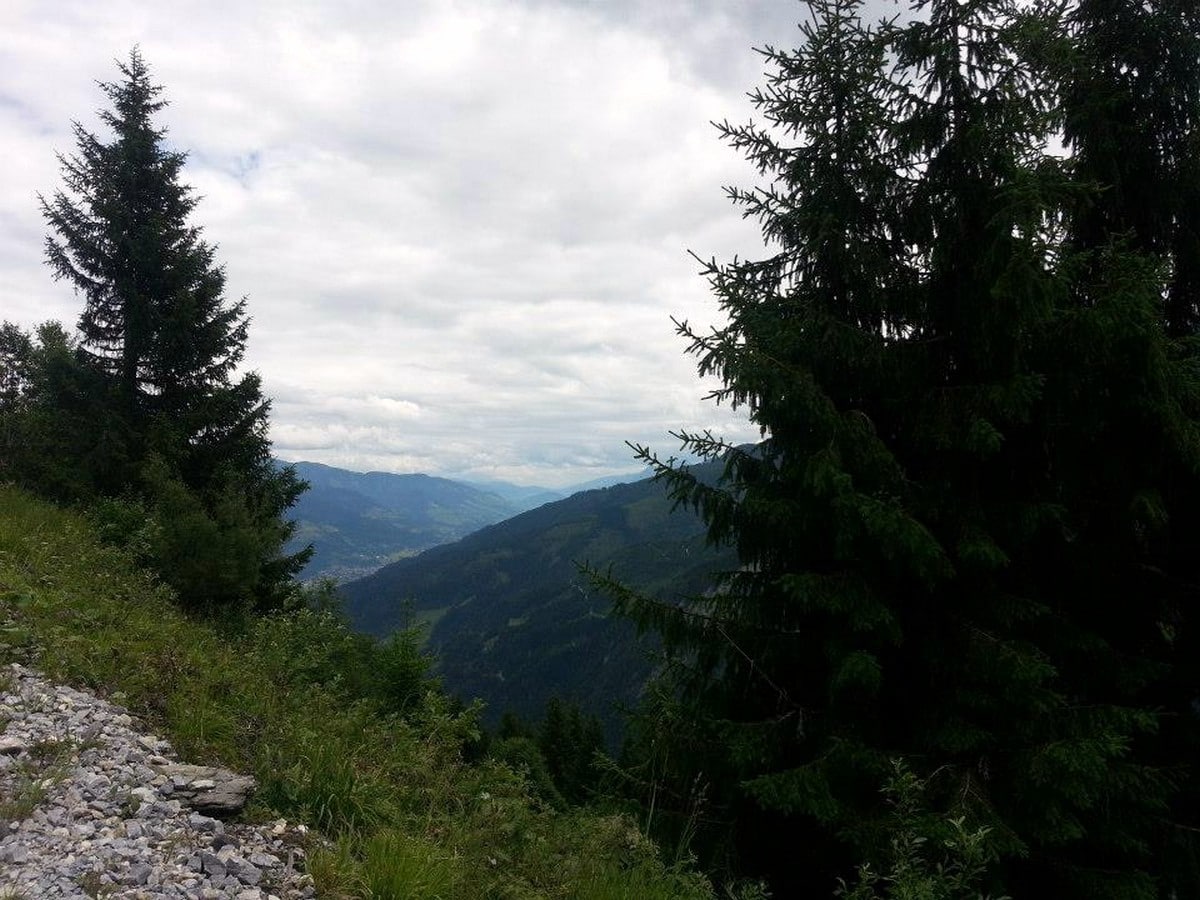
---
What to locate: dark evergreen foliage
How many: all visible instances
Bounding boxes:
[604,1,1200,896]
[0,321,119,500]
[487,699,606,810]
[339,464,735,741]
[0,323,36,469]
[27,49,309,611]
[1055,3,1200,894]
[537,697,605,805]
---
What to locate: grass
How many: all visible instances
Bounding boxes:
[0,735,80,829]
[0,485,717,899]
[76,871,117,899]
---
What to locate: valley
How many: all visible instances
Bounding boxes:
[290,458,731,738]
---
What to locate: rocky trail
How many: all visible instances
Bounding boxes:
[0,663,318,899]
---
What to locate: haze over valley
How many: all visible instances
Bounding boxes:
[283,457,726,739]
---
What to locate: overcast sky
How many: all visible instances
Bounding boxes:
[1,0,895,488]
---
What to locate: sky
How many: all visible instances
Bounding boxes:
[1,0,895,489]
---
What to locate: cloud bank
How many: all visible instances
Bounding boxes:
[1,0,896,487]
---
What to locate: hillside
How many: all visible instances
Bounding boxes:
[0,484,718,899]
[458,479,565,511]
[339,461,734,737]
[282,461,520,581]
[457,469,647,512]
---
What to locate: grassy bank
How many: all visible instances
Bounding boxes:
[0,484,714,899]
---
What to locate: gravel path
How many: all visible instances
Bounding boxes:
[0,663,318,899]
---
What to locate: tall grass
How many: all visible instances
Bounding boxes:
[0,485,716,899]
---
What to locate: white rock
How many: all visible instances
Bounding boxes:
[0,736,28,756]
[0,664,315,899]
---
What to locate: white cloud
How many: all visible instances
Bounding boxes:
[1,0,896,488]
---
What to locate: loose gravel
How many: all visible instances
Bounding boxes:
[0,663,318,899]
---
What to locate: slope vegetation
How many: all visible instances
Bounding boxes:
[0,485,716,899]
[339,463,734,737]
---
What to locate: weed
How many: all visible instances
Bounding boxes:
[271,740,392,836]
[117,791,141,820]
[0,736,78,827]
[76,871,117,899]
[0,771,49,827]
[360,830,461,899]
[28,736,70,764]
[835,760,1009,900]
[305,836,361,900]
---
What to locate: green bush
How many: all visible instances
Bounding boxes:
[492,736,565,809]
[836,761,1007,900]
[370,627,435,717]
[139,458,270,612]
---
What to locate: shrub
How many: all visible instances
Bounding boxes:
[837,760,1007,900]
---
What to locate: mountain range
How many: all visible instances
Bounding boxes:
[283,462,519,581]
[337,459,733,738]
[283,461,646,581]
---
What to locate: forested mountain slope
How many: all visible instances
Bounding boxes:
[339,461,734,737]
[283,461,519,580]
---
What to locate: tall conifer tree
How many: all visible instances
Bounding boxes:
[605,1,1200,895]
[1055,2,1200,892]
[40,50,309,610]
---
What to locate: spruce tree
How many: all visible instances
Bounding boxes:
[605,1,1200,895]
[0,324,33,476]
[537,698,605,804]
[1055,2,1200,892]
[39,50,309,610]
[0,321,121,500]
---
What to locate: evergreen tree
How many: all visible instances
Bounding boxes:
[1055,2,1200,892]
[537,698,605,805]
[1060,0,1200,335]
[604,0,1200,896]
[0,323,34,476]
[39,50,309,610]
[0,323,31,413]
[0,321,119,500]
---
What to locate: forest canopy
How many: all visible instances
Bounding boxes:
[601,0,1200,897]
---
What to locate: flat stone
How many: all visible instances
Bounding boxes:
[154,764,256,816]
[2,844,30,864]
[188,812,223,833]
[199,850,226,876]
[0,736,27,755]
